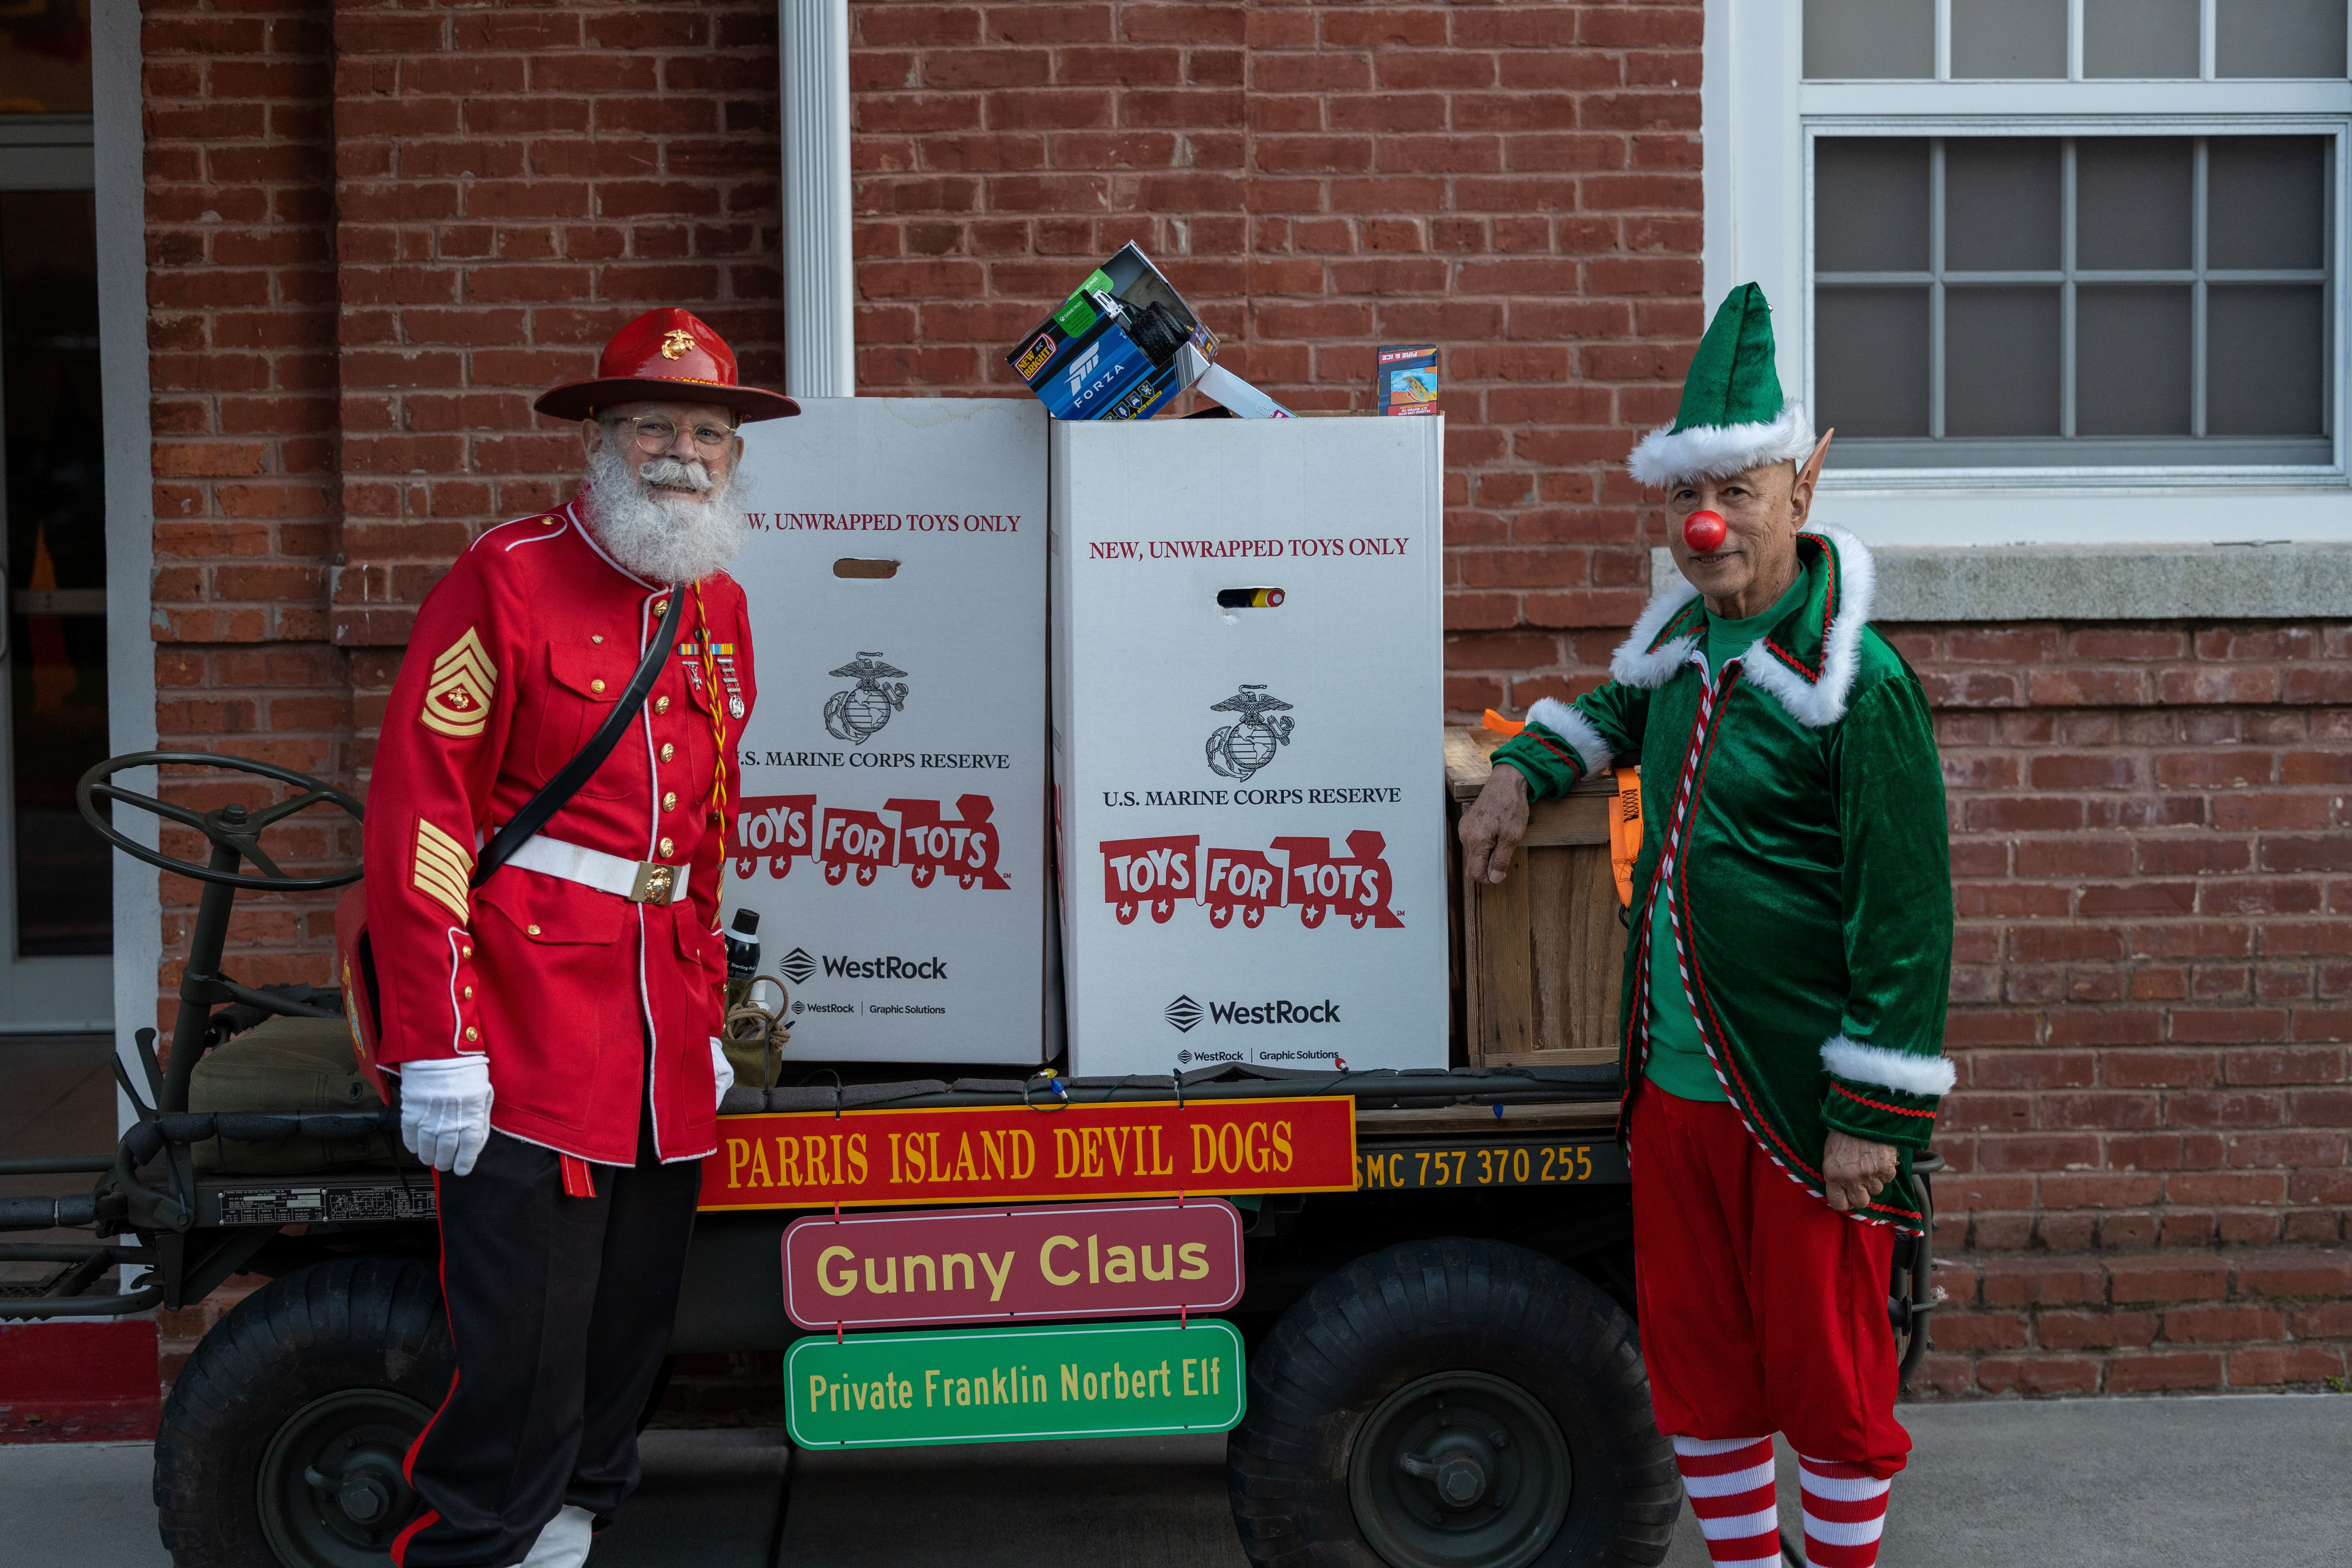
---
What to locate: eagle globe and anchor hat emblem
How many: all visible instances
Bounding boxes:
[1205,685,1295,783]
[824,652,909,746]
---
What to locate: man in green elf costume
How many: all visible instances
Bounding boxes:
[1460,284,1953,1568]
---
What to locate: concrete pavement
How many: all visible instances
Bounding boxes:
[4,1394,2346,1566]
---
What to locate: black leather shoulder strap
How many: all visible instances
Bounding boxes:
[471,584,686,888]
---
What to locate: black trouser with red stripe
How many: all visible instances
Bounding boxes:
[393,1111,702,1567]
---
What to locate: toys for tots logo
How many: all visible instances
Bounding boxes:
[1100,832,1402,931]
[735,792,1009,891]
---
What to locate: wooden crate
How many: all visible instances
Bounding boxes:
[1444,727,1626,1069]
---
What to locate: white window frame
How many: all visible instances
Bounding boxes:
[1704,0,2352,546]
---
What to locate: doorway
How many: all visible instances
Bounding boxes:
[0,132,109,1030]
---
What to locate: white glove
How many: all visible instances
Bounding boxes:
[710,1035,735,1110]
[398,1055,493,1176]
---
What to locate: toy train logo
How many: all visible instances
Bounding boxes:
[1205,685,1294,784]
[1098,831,1401,932]
[823,652,908,746]
[734,792,1008,891]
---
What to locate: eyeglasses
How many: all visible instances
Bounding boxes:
[603,415,737,453]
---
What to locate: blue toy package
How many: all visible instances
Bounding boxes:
[1007,244,1289,421]
[1375,345,1439,416]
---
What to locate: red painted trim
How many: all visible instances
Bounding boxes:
[0,1322,162,1443]
[1829,1082,1938,1119]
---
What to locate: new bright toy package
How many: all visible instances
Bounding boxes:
[1008,245,1290,421]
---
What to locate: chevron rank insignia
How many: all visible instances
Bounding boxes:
[412,818,473,922]
[421,628,497,739]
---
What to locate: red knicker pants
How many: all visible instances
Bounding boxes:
[1630,1086,1910,1479]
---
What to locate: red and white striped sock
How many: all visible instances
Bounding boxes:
[1797,1454,1891,1568]
[1672,1435,1782,1567]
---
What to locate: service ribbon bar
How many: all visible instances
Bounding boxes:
[704,1096,1357,1211]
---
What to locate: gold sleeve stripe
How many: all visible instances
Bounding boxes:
[412,819,474,922]
[421,626,498,739]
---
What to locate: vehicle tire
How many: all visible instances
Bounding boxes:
[1228,1238,1679,1568]
[155,1255,453,1568]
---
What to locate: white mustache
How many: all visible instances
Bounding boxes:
[639,456,714,492]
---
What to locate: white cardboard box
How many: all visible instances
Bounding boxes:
[731,398,1050,1063]
[1050,416,1449,1076]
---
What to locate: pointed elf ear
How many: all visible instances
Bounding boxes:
[1798,427,1834,491]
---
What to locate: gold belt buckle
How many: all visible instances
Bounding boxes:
[628,862,681,904]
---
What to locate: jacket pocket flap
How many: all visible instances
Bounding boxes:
[547,642,629,702]
[477,870,628,944]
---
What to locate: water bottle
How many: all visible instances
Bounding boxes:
[724,909,759,1007]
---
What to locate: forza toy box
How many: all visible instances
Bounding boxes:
[1049,416,1448,1076]
[1006,244,1213,423]
[731,398,1051,1063]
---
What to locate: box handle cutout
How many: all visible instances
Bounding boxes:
[833,559,899,580]
[1217,587,1285,609]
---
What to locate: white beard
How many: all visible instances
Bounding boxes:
[580,440,750,585]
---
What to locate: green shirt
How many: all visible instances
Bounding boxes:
[1643,574,1808,1103]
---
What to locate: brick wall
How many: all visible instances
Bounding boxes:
[133,1,2347,1400]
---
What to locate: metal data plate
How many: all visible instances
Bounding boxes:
[214,1183,438,1227]
[1353,1138,1629,1192]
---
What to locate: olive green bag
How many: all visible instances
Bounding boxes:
[188,1015,419,1174]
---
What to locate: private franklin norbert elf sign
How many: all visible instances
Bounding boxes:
[701,1095,1355,1212]
[785,1317,1245,1449]
[782,1198,1244,1331]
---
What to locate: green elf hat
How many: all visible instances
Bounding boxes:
[1627,282,1816,489]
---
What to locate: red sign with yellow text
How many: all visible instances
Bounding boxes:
[703,1097,1356,1211]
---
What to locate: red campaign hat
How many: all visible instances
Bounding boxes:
[534,308,799,424]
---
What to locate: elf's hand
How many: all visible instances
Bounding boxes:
[1823,1130,1900,1212]
[1458,765,1530,885]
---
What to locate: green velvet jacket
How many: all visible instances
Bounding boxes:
[1493,527,1952,1232]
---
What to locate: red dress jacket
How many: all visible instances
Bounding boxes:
[364,497,757,1165]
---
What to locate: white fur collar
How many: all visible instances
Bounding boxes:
[1609,526,1876,728]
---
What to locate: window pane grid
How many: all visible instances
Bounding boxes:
[1808,0,2351,80]
[1817,135,2330,451]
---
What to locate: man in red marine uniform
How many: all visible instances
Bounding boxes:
[365,308,794,1568]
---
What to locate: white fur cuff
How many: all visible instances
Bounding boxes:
[1821,1035,1955,1097]
[1522,698,1611,778]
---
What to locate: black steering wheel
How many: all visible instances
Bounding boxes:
[76,751,364,892]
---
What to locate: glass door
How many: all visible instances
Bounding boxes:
[0,102,109,1029]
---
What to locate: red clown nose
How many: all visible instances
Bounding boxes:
[1682,510,1728,553]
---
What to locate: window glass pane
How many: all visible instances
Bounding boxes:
[2208,136,2328,270]
[2084,0,2204,76]
[1815,289,1931,436]
[1946,140,2062,271]
[2216,0,2350,77]
[2207,286,2325,434]
[1945,288,2061,435]
[0,1,91,114]
[2078,139,2194,271]
[2077,288,2194,434]
[1951,0,2069,77]
[1804,0,1936,78]
[1815,139,1931,272]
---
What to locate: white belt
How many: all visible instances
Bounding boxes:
[505,834,692,905]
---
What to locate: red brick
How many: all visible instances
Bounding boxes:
[2104,1351,2224,1392]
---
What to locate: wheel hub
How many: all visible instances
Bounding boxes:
[259,1388,435,1568]
[1347,1371,1572,1568]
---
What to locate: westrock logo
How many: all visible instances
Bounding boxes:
[823,652,909,746]
[821,954,950,980]
[1205,685,1294,783]
[1167,996,1343,1033]
[1165,995,1205,1033]
[778,946,817,985]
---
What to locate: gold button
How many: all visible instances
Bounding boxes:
[545,516,559,526]
[590,678,606,694]
[463,985,474,999]
[464,1026,479,1042]
[659,743,675,762]
[526,924,541,936]
[658,836,674,858]
[461,944,472,959]
[591,634,604,645]
[663,791,678,811]
[654,599,670,616]
[655,696,670,714]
